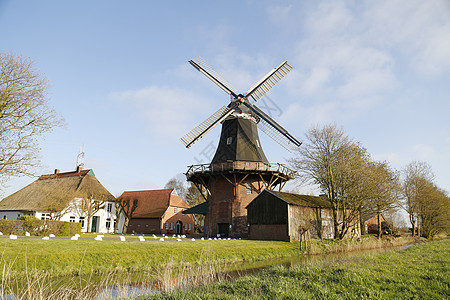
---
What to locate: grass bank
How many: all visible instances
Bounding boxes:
[0,236,414,279]
[148,239,449,299]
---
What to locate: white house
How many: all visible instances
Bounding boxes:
[0,167,125,234]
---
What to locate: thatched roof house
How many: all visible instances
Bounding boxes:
[0,167,119,233]
[0,167,114,212]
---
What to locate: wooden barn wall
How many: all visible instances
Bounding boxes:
[247,193,288,225]
[288,206,334,241]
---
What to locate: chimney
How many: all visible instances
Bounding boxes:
[54,169,60,174]
[76,165,83,173]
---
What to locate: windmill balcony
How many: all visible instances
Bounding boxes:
[185,161,296,181]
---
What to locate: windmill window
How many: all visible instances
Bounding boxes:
[246,183,252,194]
[106,218,111,229]
[226,137,232,145]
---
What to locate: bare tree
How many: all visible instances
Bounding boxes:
[289,124,369,239]
[113,196,124,234]
[118,197,138,234]
[364,161,399,238]
[0,52,62,187]
[76,194,107,232]
[400,161,435,236]
[165,177,187,198]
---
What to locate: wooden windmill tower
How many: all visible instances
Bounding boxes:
[181,57,301,238]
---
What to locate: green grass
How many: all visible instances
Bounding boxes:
[148,239,450,299]
[0,238,301,278]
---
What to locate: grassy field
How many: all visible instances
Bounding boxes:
[148,239,450,299]
[0,237,302,278]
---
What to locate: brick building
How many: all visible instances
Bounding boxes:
[120,189,195,235]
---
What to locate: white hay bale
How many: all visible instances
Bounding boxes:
[201,237,204,240]
[119,236,126,242]
[191,238,195,241]
[25,232,30,237]
[138,236,145,242]
[42,237,50,240]
[159,238,165,241]
[9,235,17,240]
[176,238,182,242]
[49,234,55,238]
[94,236,102,241]
[70,236,79,240]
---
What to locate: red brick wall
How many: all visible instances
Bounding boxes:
[128,218,161,234]
[205,174,268,238]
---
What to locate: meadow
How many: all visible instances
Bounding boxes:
[148,239,449,299]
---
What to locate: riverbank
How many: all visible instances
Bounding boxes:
[0,235,416,279]
[148,239,450,299]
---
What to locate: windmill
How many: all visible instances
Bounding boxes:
[181,57,301,152]
[181,57,300,238]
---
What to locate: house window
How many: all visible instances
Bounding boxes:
[246,183,252,194]
[80,217,85,228]
[70,216,76,223]
[107,203,113,213]
[113,218,116,230]
[174,207,178,214]
[170,222,173,230]
[189,224,191,231]
[226,137,232,145]
[165,222,169,230]
[17,214,21,219]
[146,224,149,227]
[137,224,141,228]
[3,216,6,220]
[185,224,188,231]
[320,209,325,219]
[41,213,51,220]
[106,218,111,229]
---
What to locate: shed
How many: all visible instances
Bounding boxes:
[246,189,335,242]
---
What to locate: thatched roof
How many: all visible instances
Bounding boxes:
[0,169,114,211]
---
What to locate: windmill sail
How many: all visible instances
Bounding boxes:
[189,57,238,97]
[243,102,301,151]
[180,103,239,148]
[246,61,292,102]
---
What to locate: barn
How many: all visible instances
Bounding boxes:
[120,189,195,235]
[246,189,335,242]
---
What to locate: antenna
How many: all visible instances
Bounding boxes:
[76,145,85,168]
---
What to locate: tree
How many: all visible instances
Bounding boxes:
[289,124,369,239]
[113,195,123,234]
[363,161,399,238]
[164,177,187,198]
[0,52,62,186]
[400,161,434,236]
[76,194,107,232]
[117,196,138,234]
[184,183,207,233]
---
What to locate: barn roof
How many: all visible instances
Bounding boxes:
[119,189,190,218]
[0,168,114,211]
[262,190,332,208]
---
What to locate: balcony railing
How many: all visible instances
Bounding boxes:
[186,161,296,178]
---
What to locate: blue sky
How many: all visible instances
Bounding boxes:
[1,0,449,198]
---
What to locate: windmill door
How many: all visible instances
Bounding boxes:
[91,216,98,233]
[217,223,229,237]
[175,221,183,234]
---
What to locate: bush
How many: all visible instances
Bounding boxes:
[0,219,80,236]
